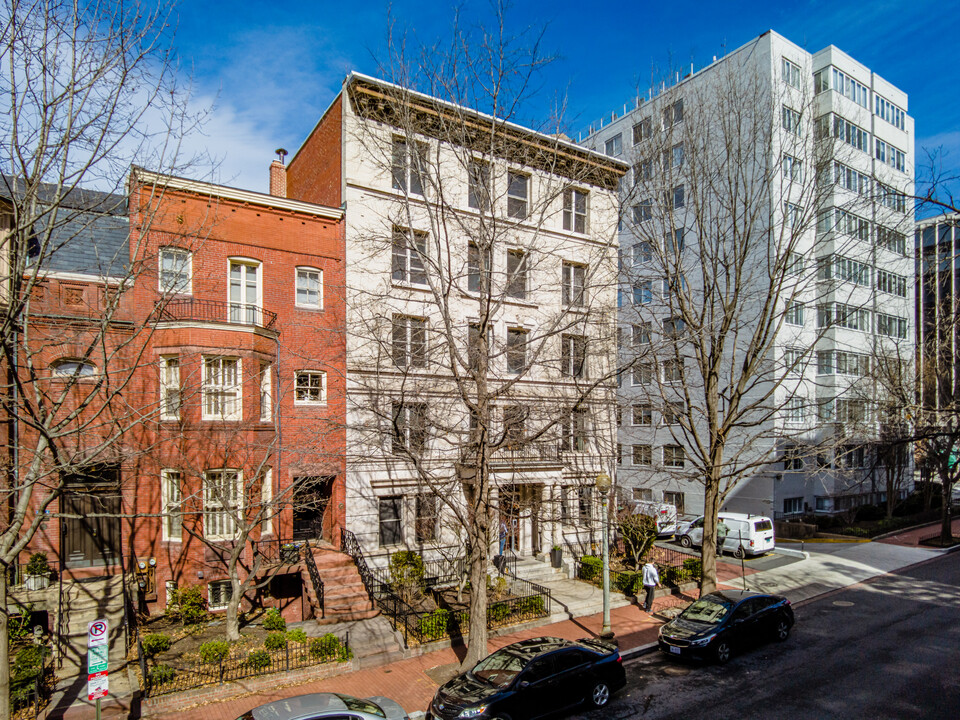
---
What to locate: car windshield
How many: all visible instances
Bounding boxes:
[338,695,385,717]
[471,649,526,687]
[680,597,732,625]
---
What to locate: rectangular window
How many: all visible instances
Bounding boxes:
[633,487,654,501]
[604,133,623,157]
[203,356,241,420]
[507,328,527,374]
[560,334,587,378]
[577,487,594,521]
[503,405,527,449]
[781,106,801,135]
[875,95,906,130]
[782,57,801,88]
[783,497,804,515]
[392,227,428,285]
[294,370,326,405]
[632,323,651,346]
[562,262,586,307]
[204,469,240,540]
[415,494,438,543]
[830,67,869,108]
[782,154,803,182]
[663,316,686,339]
[633,201,652,223]
[876,269,908,297]
[296,267,323,309]
[561,486,575,523]
[663,491,685,514]
[632,362,653,386]
[784,398,805,424]
[468,160,491,211]
[633,280,652,305]
[662,358,683,383]
[817,303,871,332]
[663,402,684,425]
[784,202,802,229]
[818,255,871,286]
[877,226,908,256]
[785,301,804,326]
[838,445,866,469]
[560,409,589,453]
[631,404,652,426]
[392,138,426,195]
[208,580,233,611]
[663,445,685,468]
[786,252,804,276]
[668,229,684,254]
[506,250,527,299]
[467,243,491,293]
[875,139,906,172]
[378,496,403,546]
[671,142,684,168]
[160,356,180,421]
[259,363,272,421]
[832,162,871,196]
[818,350,869,376]
[784,347,804,374]
[632,117,652,145]
[663,99,683,127]
[632,444,652,466]
[392,402,427,456]
[783,445,804,470]
[669,185,685,210]
[507,172,529,219]
[563,189,588,233]
[161,469,182,542]
[261,468,273,536]
[159,248,192,294]
[228,260,261,325]
[392,315,427,369]
[876,312,908,339]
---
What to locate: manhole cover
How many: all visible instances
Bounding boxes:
[832,600,854,607]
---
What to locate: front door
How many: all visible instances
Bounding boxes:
[499,488,521,553]
[62,467,122,568]
[292,475,334,542]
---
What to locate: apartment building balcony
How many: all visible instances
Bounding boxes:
[155,298,278,330]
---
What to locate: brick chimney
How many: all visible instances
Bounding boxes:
[269,148,288,197]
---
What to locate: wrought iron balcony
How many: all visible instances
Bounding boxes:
[155,298,277,330]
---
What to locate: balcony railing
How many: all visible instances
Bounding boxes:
[155,298,277,330]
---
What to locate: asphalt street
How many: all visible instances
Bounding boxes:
[569,549,960,720]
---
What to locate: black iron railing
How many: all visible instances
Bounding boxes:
[251,538,302,566]
[7,560,60,589]
[370,554,468,594]
[155,298,278,330]
[302,546,325,618]
[140,632,350,697]
[340,529,378,601]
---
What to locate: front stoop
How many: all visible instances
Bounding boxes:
[303,548,380,624]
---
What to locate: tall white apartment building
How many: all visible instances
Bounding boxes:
[580,31,914,519]
[287,73,625,564]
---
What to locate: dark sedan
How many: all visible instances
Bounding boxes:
[658,589,794,664]
[427,637,625,720]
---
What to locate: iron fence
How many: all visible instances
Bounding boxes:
[155,298,278,330]
[7,560,60,589]
[251,537,303,566]
[10,671,45,718]
[302,545,325,617]
[140,632,350,697]
[574,546,702,596]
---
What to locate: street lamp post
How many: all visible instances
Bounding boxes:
[596,472,614,641]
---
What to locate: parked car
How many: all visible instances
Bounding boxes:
[676,512,775,557]
[236,692,409,720]
[629,500,679,536]
[658,589,794,664]
[427,636,626,720]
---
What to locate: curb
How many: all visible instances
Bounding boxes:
[771,546,808,559]
[621,641,659,661]
[778,537,871,544]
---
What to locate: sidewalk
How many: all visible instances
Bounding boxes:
[149,561,750,720]
[876,516,960,547]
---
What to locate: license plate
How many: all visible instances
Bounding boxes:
[670,646,681,655]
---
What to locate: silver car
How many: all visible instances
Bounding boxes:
[237,692,409,720]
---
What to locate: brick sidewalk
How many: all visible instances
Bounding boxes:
[157,560,751,720]
[876,516,960,547]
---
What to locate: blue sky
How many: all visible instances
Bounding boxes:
[172,0,960,201]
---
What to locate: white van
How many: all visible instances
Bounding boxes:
[630,501,679,536]
[675,512,775,557]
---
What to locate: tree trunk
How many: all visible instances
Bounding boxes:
[225,576,242,641]
[700,479,720,595]
[941,473,953,545]
[0,569,10,720]
[461,498,491,670]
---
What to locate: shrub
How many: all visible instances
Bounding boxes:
[488,602,511,623]
[578,556,603,583]
[8,605,32,643]
[489,575,508,600]
[855,504,885,522]
[286,628,307,644]
[14,645,44,674]
[148,664,176,685]
[309,633,351,661]
[246,649,271,669]
[517,595,546,616]
[198,640,230,664]
[417,609,451,641]
[389,551,425,602]
[168,585,207,626]
[141,633,172,657]
[841,526,870,538]
[264,631,287,650]
[262,607,286,632]
[25,552,50,576]
[612,571,640,595]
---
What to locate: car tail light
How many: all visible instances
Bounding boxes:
[616,654,623,663]
[784,599,791,606]
[750,540,755,546]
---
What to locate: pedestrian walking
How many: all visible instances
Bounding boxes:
[641,560,660,613]
[716,518,729,556]
[498,519,508,556]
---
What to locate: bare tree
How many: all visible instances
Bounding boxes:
[335,10,624,668]
[0,0,203,713]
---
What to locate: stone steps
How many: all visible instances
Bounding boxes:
[303,549,380,625]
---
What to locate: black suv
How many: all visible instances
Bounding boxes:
[427,636,626,720]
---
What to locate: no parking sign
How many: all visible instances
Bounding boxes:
[87,619,109,701]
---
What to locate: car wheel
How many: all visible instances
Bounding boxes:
[489,715,512,720]
[588,681,611,708]
[733,546,746,559]
[714,640,733,664]
[679,535,692,548]
[774,617,791,641]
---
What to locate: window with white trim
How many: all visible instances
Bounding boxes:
[506,250,528,299]
[391,137,426,195]
[781,106,801,135]
[632,444,652,466]
[604,133,623,157]
[392,402,427,456]
[785,301,805,326]
[159,248,192,295]
[562,262,586,307]
[161,469,182,542]
[562,189,588,233]
[392,315,427,368]
[296,267,323,309]
[203,356,241,420]
[507,172,529,219]
[160,356,181,421]
[392,227,428,285]
[468,160,491,211]
[784,398,805,424]
[208,580,233,610]
[663,445,685,468]
[631,404,652,426]
[560,334,587,378]
[295,371,326,405]
[781,58,801,88]
[783,497,804,515]
[203,469,240,540]
[783,445,804,470]
[261,468,273,536]
[228,260,261,325]
[259,363,272,422]
[632,117,652,144]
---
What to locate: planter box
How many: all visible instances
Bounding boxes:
[550,548,563,569]
[25,574,49,591]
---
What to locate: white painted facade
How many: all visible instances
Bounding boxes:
[580,31,915,519]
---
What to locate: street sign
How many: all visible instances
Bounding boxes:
[88,671,109,701]
[87,619,109,703]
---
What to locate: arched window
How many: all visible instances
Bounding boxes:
[51,359,98,378]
